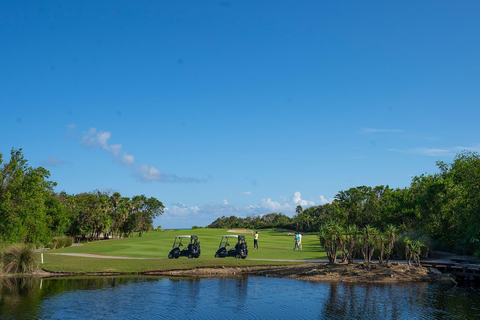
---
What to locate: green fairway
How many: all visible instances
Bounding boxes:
[41,228,327,273]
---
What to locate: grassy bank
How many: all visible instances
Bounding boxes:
[40,228,327,274]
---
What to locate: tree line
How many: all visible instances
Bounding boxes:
[209,151,480,257]
[0,149,164,245]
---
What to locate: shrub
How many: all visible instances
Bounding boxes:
[56,237,67,249]
[65,236,74,247]
[47,236,74,249]
[2,244,39,273]
[47,238,58,249]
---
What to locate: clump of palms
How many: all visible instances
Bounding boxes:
[341,225,359,264]
[2,244,39,273]
[359,225,379,268]
[318,221,343,264]
[378,224,399,265]
[404,237,424,267]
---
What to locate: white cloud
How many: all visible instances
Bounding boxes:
[292,191,315,207]
[242,191,252,195]
[81,128,111,150]
[120,153,135,165]
[79,126,204,183]
[318,195,332,204]
[160,191,331,227]
[138,164,163,182]
[164,202,195,217]
[260,198,284,211]
[109,144,122,156]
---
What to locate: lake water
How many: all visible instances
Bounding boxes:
[1,276,479,319]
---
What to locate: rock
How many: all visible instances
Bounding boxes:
[429,267,442,276]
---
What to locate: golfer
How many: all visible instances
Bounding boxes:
[253,231,259,249]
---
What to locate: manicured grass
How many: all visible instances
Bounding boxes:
[40,254,300,273]
[41,228,327,273]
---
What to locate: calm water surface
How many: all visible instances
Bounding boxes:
[1,276,479,319]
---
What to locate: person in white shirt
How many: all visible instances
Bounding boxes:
[253,231,259,249]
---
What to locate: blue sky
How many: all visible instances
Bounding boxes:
[1,1,479,228]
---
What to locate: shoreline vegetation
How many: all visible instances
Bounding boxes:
[2,262,437,284]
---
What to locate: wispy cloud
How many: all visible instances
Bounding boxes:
[388,144,480,157]
[79,127,205,183]
[242,191,252,195]
[41,156,68,167]
[359,127,404,134]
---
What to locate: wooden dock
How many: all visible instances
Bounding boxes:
[422,260,480,281]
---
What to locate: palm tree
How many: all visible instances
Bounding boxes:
[343,225,359,264]
[360,225,379,268]
[378,233,388,265]
[385,224,399,264]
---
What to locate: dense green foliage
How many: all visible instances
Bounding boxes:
[209,151,480,256]
[0,149,56,244]
[0,149,164,246]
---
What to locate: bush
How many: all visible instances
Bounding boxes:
[47,238,58,249]
[2,244,39,273]
[56,237,67,249]
[65,236,74,247]
[47,236,74,249]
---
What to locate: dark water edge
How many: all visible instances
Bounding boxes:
[1,276,480,319]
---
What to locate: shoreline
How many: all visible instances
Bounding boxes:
[1,262,440,284]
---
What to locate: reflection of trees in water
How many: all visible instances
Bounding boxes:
[421,283,480,319]
[319,282,433,319]
[2,277,480,318]
[0,276,159,318]
[0,277,41,318]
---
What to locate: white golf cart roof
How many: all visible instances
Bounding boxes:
[222,235,240,238]
[176,235,193,238]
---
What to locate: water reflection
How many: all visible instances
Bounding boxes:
[1,276,479,319]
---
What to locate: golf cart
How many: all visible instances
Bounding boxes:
[168,235,201,259]
[214,235,248,259]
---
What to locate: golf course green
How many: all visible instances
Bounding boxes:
[40,228,327,274]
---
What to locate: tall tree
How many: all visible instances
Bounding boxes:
[0,148,56,244]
